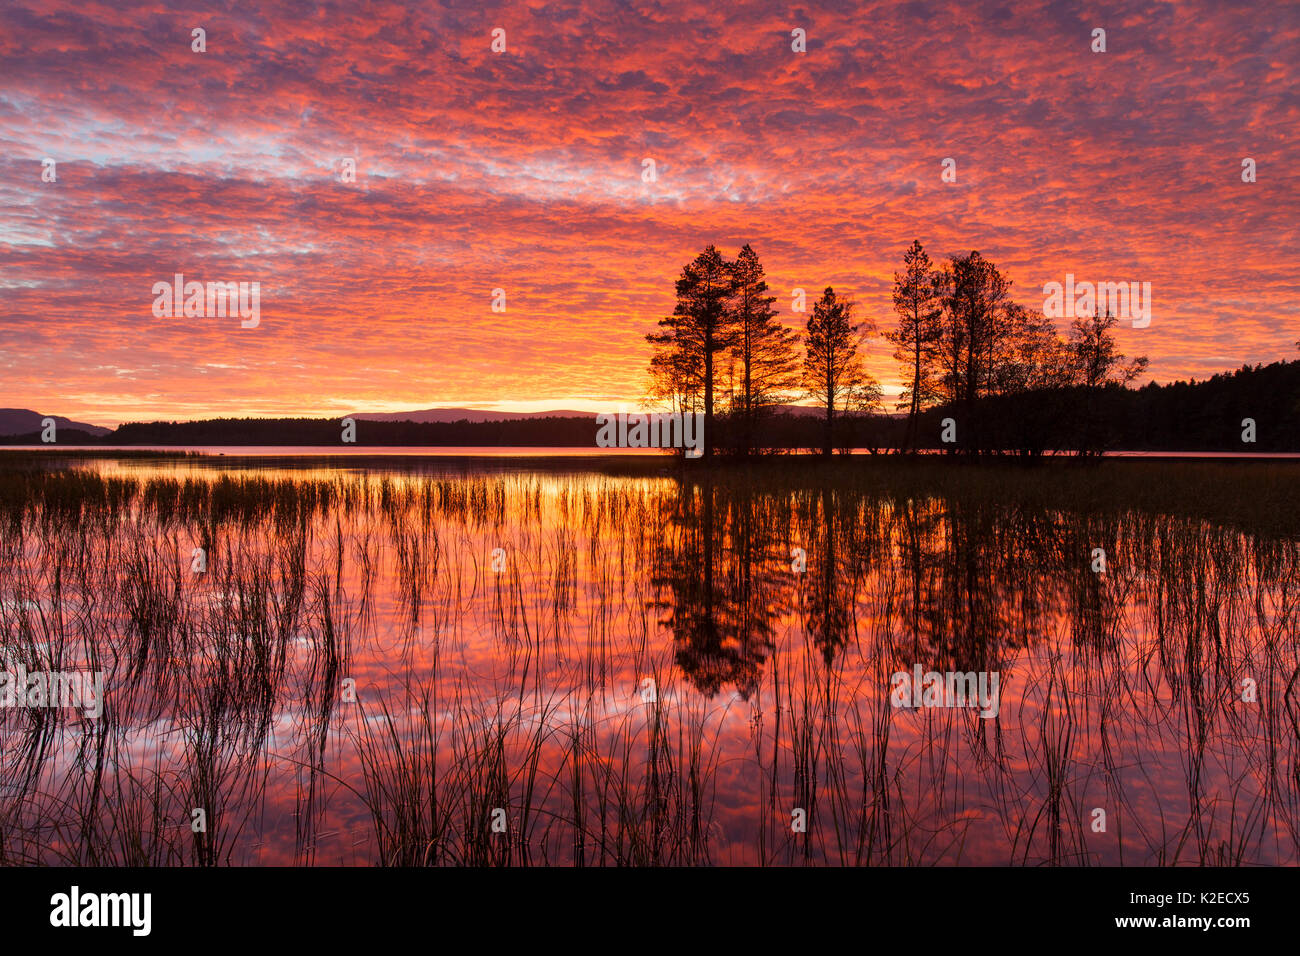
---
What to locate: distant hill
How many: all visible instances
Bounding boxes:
[0,409,110,437]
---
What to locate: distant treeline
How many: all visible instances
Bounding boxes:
[4,359,1297,452]
[98,416,599,446]
[757,360,1300,454]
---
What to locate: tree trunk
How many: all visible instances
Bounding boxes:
[823,365,833,458]
[907,339,922,454]
[704,329,713,462]
[743,351,753,456]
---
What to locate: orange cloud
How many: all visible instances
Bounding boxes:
[1,0,1296,425]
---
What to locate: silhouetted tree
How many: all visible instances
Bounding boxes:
[727,244,801,455]
[935,251,1012,452]
[886,240,943,453]
[1067,308,1150,455]
[647,342,702,417]
[646,246,738,460]
[1069,308,1149,389]
[997,302,1074,394]
[803,287,879,457]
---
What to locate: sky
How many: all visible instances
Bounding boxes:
[1,0,1297,427]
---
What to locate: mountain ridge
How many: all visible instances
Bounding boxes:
[0,409,110,437]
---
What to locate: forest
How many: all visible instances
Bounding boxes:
[642,241,1298,456]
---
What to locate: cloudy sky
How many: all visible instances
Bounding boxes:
[2,0,1296,426]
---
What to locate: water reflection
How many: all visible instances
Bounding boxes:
[0,459,1296,866]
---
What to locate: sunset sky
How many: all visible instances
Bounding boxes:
[2,0,1297,427]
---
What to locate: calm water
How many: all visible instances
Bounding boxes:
[0,456,1296,865]
[7,445,1300,459]
[0,445,666,457]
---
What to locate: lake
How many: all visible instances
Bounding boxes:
[0,453,1296,865]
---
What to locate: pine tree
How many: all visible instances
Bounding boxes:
[729,244,800,455]
[885,240,943,453]
[645,246,738,460]
[803,287,878,457]
[936,251,1011,452]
